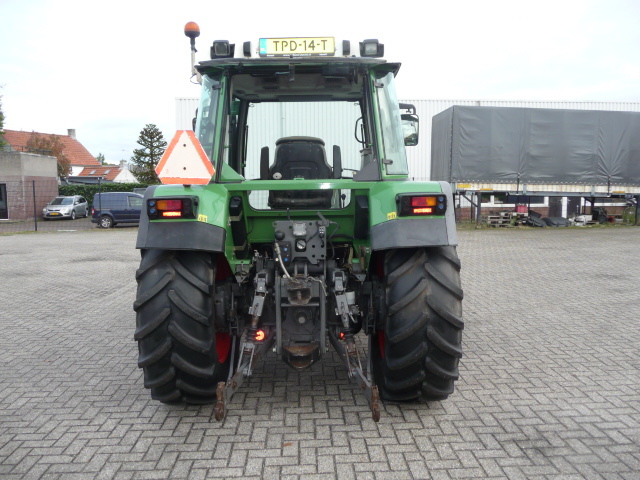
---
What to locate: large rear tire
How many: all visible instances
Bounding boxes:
[372,247,464,402]
[133,249,237,404]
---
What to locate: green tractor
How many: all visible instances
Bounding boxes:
[134,26,463,421]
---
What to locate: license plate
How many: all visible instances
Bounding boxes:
[50,212,59,216]
[259,37,335,57]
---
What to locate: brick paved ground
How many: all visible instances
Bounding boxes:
[0,227,639,479]
[0,216,110,235]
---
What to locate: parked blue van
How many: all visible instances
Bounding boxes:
[91,192,144,228]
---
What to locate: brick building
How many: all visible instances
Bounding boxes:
[0,129,100,221]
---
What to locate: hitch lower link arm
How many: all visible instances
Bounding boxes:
[332,272,381,422]
[214,272,273,421]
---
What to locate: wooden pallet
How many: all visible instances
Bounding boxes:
[485,215,512,227]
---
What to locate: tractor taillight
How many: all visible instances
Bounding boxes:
[397,194,446,216]
[147,197,198,220]
[410,196,436,207]
[157,199,182,210]
[412,207,433,214]
[161,211,182,218]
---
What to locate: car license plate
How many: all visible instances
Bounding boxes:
[259,37,335,57]
[50,212,59,216]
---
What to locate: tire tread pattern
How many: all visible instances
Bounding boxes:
[372,247,464,403]
[134,249,236,404]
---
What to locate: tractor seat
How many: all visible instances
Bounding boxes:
[267,137,334,209]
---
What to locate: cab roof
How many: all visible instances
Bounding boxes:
[196,56,400,76]
[196,58,401,102]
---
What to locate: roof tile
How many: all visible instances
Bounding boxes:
[77,165,123,181]
[1,129,100,167]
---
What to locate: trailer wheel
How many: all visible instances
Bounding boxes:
[134,249,238,404]
[372,247,464,402]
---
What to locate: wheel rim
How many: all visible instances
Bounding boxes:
[376,332,385,359]
[71,211,76,220]
[101,217,111,228]
[216,333,231,364]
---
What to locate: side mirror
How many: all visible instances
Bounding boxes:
[354,117,365,145]
[192,107,199,132]
[401,113,419,146]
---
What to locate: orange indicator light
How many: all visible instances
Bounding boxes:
[255,330,265,341]
[410,196,437,207]
[157,199,182,210]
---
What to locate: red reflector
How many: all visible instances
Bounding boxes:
[157,199,182,210]
[339,332,345,340]
[255,330,265,341]
[161,211,182,217]
[410,196,436,207]
[412,207,433,214]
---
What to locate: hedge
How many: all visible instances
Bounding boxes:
[58,183,152,208]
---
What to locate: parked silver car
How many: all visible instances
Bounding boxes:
[42,195,89,220]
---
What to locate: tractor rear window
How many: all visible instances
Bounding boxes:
[244,101,360,210]
[246,101,362,178]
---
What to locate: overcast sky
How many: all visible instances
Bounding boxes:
[1,0,639,164]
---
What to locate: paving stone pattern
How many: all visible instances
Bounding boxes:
[0,217,100,235]
[0,227,639,479]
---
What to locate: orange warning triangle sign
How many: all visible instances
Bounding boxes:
[155,130,215,185]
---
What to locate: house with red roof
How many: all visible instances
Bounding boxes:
[2,128,138,185]
[0,128,136,221]
[1,128,100,175]
[72,161,139,184]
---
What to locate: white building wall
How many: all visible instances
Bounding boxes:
[176,98,199,133]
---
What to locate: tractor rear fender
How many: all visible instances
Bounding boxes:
[136,185,226,253]
[370,181,457,251]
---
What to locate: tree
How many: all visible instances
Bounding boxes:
[96,152,106,165]
[26,133,71,177]
[130,124,166,184]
